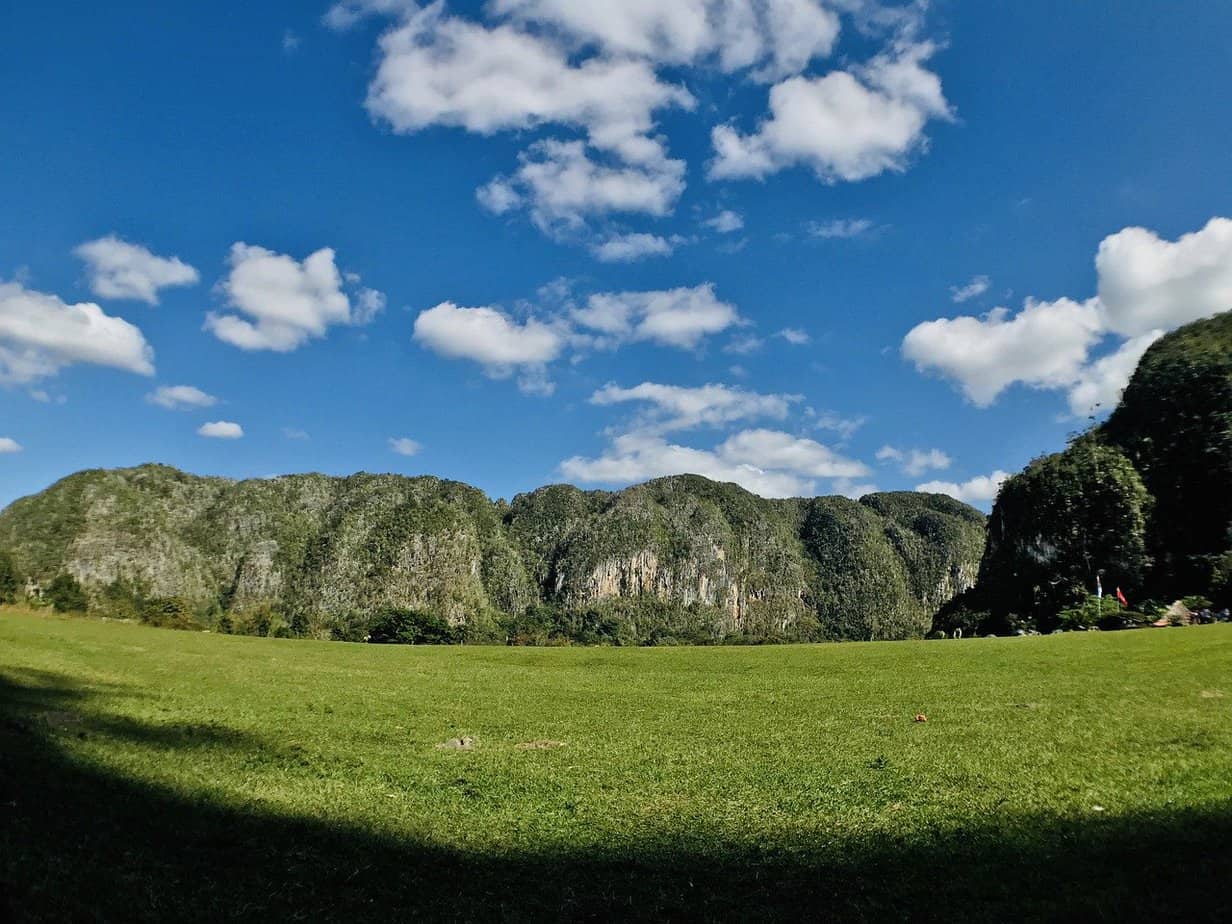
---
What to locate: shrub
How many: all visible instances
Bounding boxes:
[367,608,458,645]
[139,597,198,630]
[46,574,88,613]
[1057,595,1125,630]
[0,551,19,604]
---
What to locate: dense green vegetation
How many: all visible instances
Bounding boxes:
[0,470,986,644]
[1,609,1227,920]
[957,312,1232,632]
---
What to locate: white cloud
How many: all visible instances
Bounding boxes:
[902,297,1103,406]
[198,421,244,439]
[481,139,686,233]
[710,41,951,183]
[806,218,874,239]
[146,385,218,410]
[723,334,765,355]
[812,410,865,441]
[0,437,22,454]
[876,445,951,477]
[365,4,693,159]
[336,2,946,255]
[413,301,564,390]
[572,284,743,349]
[74,236,199,305]
[283,427,310,440]
[950,274,990,303]
[903,217,1232,412]
[206,244,382,352]
[775,327,810,344]
[718,428,871,478]
[0,281,155,384]
[389,436,422,456]
[704,209,744,233]
[590,232,675,263]
[324,0,416,31]
[1066,330,1164,418]
[561,425,870,499]
[561,431,816,498]
[1096,217,1232,336]
[493,0,840,80]
[916,470,1010,506]
[591,381,800,433]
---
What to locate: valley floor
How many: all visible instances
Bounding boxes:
[1,608,1229,921]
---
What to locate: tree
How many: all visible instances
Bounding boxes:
[1103,311,1232,597]
[0,551,19,604]
[978,437,1151,628]
[367,608,457,645]
[46,574,88,613]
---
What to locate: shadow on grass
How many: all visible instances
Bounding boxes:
[0,670,1228,922]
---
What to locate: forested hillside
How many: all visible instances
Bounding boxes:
[0,468,985,644]
[949,311,1232,632]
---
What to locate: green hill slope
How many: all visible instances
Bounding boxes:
[0,467,986,643]
[960,311,1232,629]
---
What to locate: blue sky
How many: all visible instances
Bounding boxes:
[2,0,1231,509]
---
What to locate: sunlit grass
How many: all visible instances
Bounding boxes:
[1,607,1229,920]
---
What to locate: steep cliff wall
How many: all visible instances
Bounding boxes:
[0,465,986,642]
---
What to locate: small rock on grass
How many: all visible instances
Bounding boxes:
[437,736,476,750]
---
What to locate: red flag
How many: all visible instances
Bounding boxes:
[1116,587,1129,608]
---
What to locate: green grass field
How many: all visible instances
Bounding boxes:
[2,608,1230,921]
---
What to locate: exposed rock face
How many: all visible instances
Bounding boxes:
[0,465,987,642]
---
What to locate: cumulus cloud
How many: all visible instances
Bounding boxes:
[0,437,22,454]
[1096,217,1232,336]
[916,470,1010,506]
[561,432,814,498]
[413,301,564,394]
[198,421,244,439]
[590,232,676,263]
[493,0,840,80]
[480,139,686,233]
[1066,330,1164,418]
[807,218,874,239]
[710,42,951,183]
[561,425,870,499]
[903,217,1232,413]
[876,445,951,477]
[572,284,743,349]
[0,281,155,384]
[718,428,871,478]
[902,297,1103,406]
[206,244,383,352]
[365,5,693,157]
[146,385,218,410]
[949,274,990,304]
[335,2,944,254]
[389,437,422,456]
[591,381,800,433]
[704,209,744,233]
[73,236,199,305]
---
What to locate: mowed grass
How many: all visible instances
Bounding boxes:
[1,609,1230,921]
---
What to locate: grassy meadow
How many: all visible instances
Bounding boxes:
[1,607,1230,921]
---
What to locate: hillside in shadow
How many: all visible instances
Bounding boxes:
[1,668,1229,922]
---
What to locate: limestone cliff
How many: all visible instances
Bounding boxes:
[0,465,986,642]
